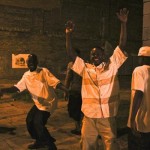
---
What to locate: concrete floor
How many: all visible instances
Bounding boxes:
[0,79,131,150]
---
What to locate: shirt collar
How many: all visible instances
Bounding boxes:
[27,66,42,75]
[95,62,106,68]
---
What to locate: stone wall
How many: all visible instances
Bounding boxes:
[0,0,143,80]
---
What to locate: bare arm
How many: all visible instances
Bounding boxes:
[64,63,73,100]
[116,8,129,52]
[65,63,73,88]
[65,21,77,62]
[130,90,143,131]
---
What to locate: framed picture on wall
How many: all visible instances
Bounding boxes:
[12,54,29,68]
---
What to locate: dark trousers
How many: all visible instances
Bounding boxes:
[68,91,82,121]
[128,129,150,150]
[26,105,55,144]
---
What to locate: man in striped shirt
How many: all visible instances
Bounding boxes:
[65,8,129,150]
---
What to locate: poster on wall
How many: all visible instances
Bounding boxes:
[12,54,29,68]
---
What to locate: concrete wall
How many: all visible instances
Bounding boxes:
[0,0,60,10]
[143,0,150,45]
[0,0,143,80]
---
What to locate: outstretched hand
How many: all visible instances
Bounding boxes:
[65,20,75,34]
[116,8,129,23]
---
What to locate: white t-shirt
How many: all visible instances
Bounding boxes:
[15,67,60,113]
[128,65,150,132]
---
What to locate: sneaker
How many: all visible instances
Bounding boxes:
[71,129,81,135]
[28,141,48,149]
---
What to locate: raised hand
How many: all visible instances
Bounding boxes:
[116,8,129,23]
[65,20,75,34]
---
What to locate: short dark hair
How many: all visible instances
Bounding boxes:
[91,46,105,52]
[95,46,104,51]
[28,54,38,62]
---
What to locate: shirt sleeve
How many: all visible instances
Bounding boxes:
[14,76,26,92]
[44,68,60,89]
[110,46,128,69]
[72,56,85,77]
[131,68,144,92]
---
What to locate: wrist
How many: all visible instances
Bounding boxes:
[121,21,127,25]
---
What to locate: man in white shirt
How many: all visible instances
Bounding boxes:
[127,46,150,150]
[65,8,129,150]
[0,54,68,150]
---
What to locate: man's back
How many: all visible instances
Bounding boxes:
[130,65,150,132]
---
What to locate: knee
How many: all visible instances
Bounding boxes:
[80,135,98,150]
[81,132,98,146]
[26,115,32,126]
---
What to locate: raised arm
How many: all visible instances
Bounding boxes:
[116,8,129,51]
[64,62,73,100]
[65,21,77,62]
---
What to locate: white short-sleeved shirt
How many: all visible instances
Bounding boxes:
[72,46,127,118]
[15,67,60,113]
[127,65,150,132]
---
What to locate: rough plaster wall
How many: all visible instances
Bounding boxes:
[0,0,60,10]
[143,0,150,46]
[0,0,143,79]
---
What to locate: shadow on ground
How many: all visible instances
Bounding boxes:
[0,126,16,135]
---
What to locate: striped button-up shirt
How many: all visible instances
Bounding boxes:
[72,46,127,118]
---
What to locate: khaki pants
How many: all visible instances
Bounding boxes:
[80,116,119,150]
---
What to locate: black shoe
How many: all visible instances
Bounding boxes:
[28,141,48,149]
[71,129,81,135]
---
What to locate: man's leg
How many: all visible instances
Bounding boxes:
[128,128,141,150]
[33,108,57,149]
[140,132,150,150]
[80,116,99,150]
[26,105,37,139]
[97,117,118,150]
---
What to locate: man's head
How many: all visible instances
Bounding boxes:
[26,54,38,72]
[90,47,106,66]
[138,46,150,66]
